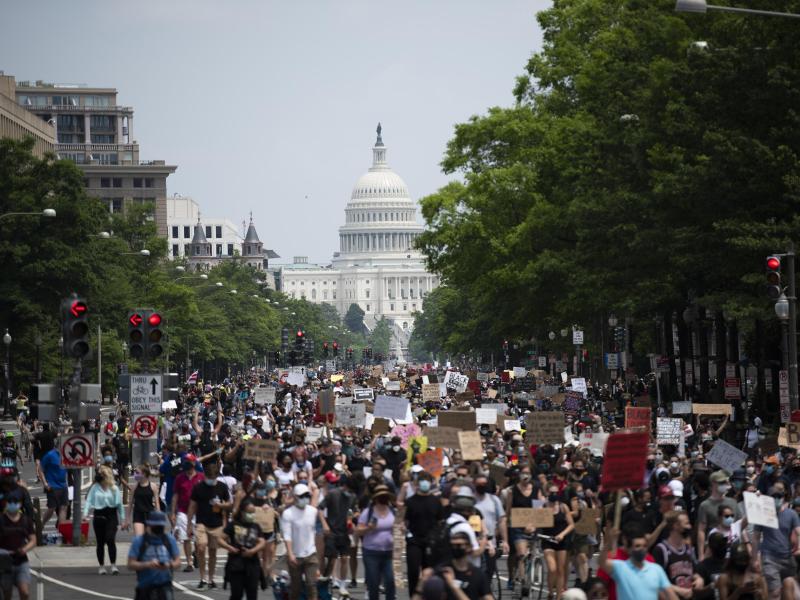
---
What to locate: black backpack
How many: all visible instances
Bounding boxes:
[424,517,460,566]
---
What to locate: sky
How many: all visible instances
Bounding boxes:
[1,0,549,264]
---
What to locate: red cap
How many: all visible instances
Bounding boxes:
[184,453,197,463]
[324,471,340,484]
[658,485,676,499]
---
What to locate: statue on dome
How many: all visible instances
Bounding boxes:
[376,122,383,145]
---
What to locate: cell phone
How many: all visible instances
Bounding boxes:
[369,517,378,526]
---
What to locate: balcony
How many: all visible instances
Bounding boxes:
[23,104,133,113]
[56,143,136,152]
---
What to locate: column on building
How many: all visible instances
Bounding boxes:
[84,113,91,144]
[116,115,123,143]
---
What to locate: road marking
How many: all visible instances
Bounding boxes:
[173,580,216,600]
[30,569,131,600]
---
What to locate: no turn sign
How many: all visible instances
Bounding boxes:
[59,434,95,468]
[132,414,159,440]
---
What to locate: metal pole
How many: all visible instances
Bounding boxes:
[787,242,798,412]
[97,325,102,397]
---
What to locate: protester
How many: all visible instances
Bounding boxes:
[170,454,203,572]
[127,511,182,600]
[37,441,68,526]
[357,484,396,600]
[282,482,326,600]
[187,462,231,589]
[0,488,36,600]
[218,498,266,600]
[125,464,162,536]
[84,465,125,574]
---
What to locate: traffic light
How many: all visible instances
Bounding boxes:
[767,255,782,299]
[295,329,305,352]
[273,350,281,365]
[145,310,165,359]
[333,341,339,357]
[128,311,145,359]
[304,338,312,363]
[323,342,329,358]
[281,327,289,353]
[61,296,90,359]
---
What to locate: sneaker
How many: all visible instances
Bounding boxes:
[208,581,217,589]
[339,588,350,597]
[260,572,268,590]
[197,581,207,590]
[183,565,194,573]
[98,567,107,575]
[349,580,357,589]
[110,566,119,575]
[506,579,514,591]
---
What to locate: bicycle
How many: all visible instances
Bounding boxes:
[512,533,551,600]
[481,546,503,600]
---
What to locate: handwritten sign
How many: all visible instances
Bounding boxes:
[743,491,779,529]
[254,387,276,405]
[706,439,747,474]
[458,430,484,461]
[510,508,554,528]
[574,507,601,536]
[692,404,732,415]
[570,378,587,394]
[671,401,692,415]
[244,439,280,462]
[335,403,366,428]
[563,391,582,414]
[475,408,498,425]
[489,463,507,487]
[438,411,477,431]
[425,426,460,448]
[625,406,651,430]
[374,395,410,421]
[526,412,565,445]
[656,418,683,445]
[416,448,444,479]
[502,419,522,432]
[601,431,649,491]
[391,423,422,449]
[422,383,440,403]
[785,422,800,449]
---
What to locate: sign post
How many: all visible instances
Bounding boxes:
[129,374,162,465]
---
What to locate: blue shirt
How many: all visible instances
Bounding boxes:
[128,533,179,588]
[611,558,671,600]
[40,448,67,489]
[756,506,800,559]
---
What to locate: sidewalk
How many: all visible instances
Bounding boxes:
[31,543,133,568]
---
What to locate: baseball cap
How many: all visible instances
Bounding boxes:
[710,471,730,484]
[324,471,340,484]
[293,483,311,497]
[658,485,676,499]
[668,480,684,497]
[145,511,169,526]
[411,464,424,474]
[764,455,780,465]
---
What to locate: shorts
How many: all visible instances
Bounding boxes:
[5,562,31,586]
[570,534,591,556]
[46,487,68,510]
[324,534,351,558]
[174,512,195,543]
[195,524,222,549]
[509,527,527,545]
[762,554,797,592]
[133,510,150,525]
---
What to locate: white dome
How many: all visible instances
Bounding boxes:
[351,169,410,200]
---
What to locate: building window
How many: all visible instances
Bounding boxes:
[184,244,190,255]
[133,178,143,188]
[300,281,305,286]
[291,292,296,299]
[172,244,179,257]
[403,322,408,329]
[332,291,337,299]
[184,226,190,238]
[91,134,115,143]
[311,289,317,300]
[216,244,222,257]
[366,304,370,312]
[403,304,407,311]
[227,243,234,256]
[365,290,370,299]
[113,177,122,188]
[145,178,154,188]
[52,95,79,106]
[96,153,118,165]
[390,303,394,311]
[100,177,111,188]
[90,115,115,130]
[332,281,336,286]
[83,178,90,187]
[172,226,178,238]
[323,290,328,300]
[412,304,416,310]
[215,226,222,238]
[205,226,211,238]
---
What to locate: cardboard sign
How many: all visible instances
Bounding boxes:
[489,463,507,487]
[706,439,747,474]
[416,448,444,478]
[625,406,651,430]
[318,389,335,415]
[374,395,410,421]
[692,404,732,415]
[372,417,391,435]
[574,507,601,536]
[476,372,489,382]
[510,508,554,528]
[455,390,476,404]
[244,439,280,462]
[475,408,498,425]
[656,418,683,445]
[481,403,506,415]
[601,431,649,491]
[785,422,800,448]
[458,430,484,461]
[335,403,367,428]
[438,411,477,431]
[425,426,460,448]
[671,401,692,415]
[422,383,441,403]
[526,412,565,445]
[743,491,779,529]
[486,388,498,399]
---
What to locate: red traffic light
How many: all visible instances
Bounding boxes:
[147,312,162,327]
[296,330,304,338]
[333,342,339,349]
[767,256,781,271]
[129,313,143,327]
[70,301,88,318]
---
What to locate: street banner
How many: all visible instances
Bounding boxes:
[656,418,683,445]
[692,404,732,415]
[625,406,651,430]
[244,439,280,462]
[743,491,779,529]
[706,439,747,474]
[457,431,483,461]
[526,412,565,445]
[671,401,692,415]
[425,426,460,448]
[438,410,477,431]
[601,431,649,491]
[335,403,366,428]
[374,395,409,421]
[475,408,498,425]
[511,508,554,528]
[132,414,159,440]
[59,434,95,468]
[416,448,444,478]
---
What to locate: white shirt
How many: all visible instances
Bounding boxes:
[219,475,237,499]
[281,505,318,558]
[275,468,295,487]
[475,493,505,538]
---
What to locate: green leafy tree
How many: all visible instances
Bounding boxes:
[369,318,392,356]
[344,303,366,335]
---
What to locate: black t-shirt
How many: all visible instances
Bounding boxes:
[694,556,726,600]
[446,563,491,600]
[312,452,337,474]
[319,488,354,534]
[0,514,33,565]
[223,520,262,554]
[405,493,444,541]
[191,481,230,528]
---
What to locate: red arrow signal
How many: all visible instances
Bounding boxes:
[70,301,88,318]
[129,313,143,327]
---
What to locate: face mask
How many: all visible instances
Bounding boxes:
[746,466,755,475]
[242,513,256,523]
[475,484,489,495]
[682,527,692,537]
[295,497,309,509]
[718,484,730,495]
[392,445,401,452]
[620,496,630,508]
[765,466,774,475]
[418,480,431,493]
[520,473,531,482]
[669,462,679,470]
[722,516,734,527]
[134,472,144,482]
[256,489,267,498]
[205,478,217,486]
[266,480,276,490]
[5,502,20,514]
[450,546,468,559]
[577,491,585,499]
[775,497,784,510]
[150,526,165,536]
[548,493,559,503]
[103,456,114,463]
[630,549,647,563]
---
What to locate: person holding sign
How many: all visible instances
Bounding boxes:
[504,465,543,588]
[538,483,575,599]
[751,482,800,599]
[716,543,768,600]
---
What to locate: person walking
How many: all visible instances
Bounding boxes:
[538,483,575,599]
[36,443,68,527]
[170,456,203,572]
[404,471,444,594]
[281,482,327,600]
[187,463,231,590]
[124,465,161,536]
[319,470,355,596]
[127,511,181,600]
[0,492,36,600]
[84,465,124,575]
[219,498,267,600]
[356,484,396,600]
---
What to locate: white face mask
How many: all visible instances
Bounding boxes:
[295,497,309,509]
[746,466,755,475]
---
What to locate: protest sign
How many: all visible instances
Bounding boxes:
[335,403,366,428]
[743,491,779,529]
[590,432,609,455]
[374,395,409,421]
[438,411,477,431]
[513,367,527,378]
[425,426,460,448]
[526,412,565,445]
[458,431,484,461]
[550,393,565,406]
[476,373,489,382]
[385,380,401,392]
[570,378,587,394]
[500,419,520,432]
[786,422,800,448]
[481,403,506,415]
[455,390,476,405]
[601,431,649,491]
[392,424,422,449]
[422,383,441,403]
[489,463,507,488]
[254,387,276,405]
[692,404,732,415]
[563,391,582,414]
[540,385,560,398]
[656,418,683,445]
[475,408,498,425]
[574,507,601,536]
[286,372,305,387]
[416,448,444,479]
[354,388,374,402]
[510,508,554,528]
[244,439,280,462]
[625,406,651,430]
[706,439,747,474]
[306,428,324,443]
[318,389,335,415]
[486,389,498,399]
[671,401,692,415]
[372,418,390,435]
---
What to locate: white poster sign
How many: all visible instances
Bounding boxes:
[671,401,692,415]
[706,439,748,474]
[475,408,498,425]
[374,395,410,421]
[570,378,587,394]
[513,367,527,378]
[286,372,305,387]
[743,491,779,529]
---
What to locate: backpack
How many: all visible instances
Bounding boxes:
[136,533,177,563]
[425,517,461,566]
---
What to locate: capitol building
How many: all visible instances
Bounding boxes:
[278,125,439,358]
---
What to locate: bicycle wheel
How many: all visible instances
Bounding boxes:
[491,567,503,600]
[530,557,546,600]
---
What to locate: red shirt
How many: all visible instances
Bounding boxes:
[173,472,203,514]
[597,548,655,600]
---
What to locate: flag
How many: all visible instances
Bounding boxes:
[186,370,199,385]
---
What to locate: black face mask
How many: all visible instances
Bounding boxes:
[475,484,489,495]
[450,546,468,559]
[150,526,165,536]
[646,460,655,470]
[548,493,559,503]
[630,549,647,563]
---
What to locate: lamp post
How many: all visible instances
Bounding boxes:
[608,314,619,383]
[59,335,64,402]
[776,294,790,387]
[3,329,11,418]
[34,334,42,383]
[675,0,800,18]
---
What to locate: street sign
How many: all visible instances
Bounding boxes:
[132,414,159,439]
[656,356,670,373]
[604,353,619,369]
[538,356,547,368]
[59,434,95,468]
[724,378,741,400]
[130,374,162,413]
[572,330,584,345]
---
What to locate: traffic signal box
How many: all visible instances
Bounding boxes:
[61,296,90,359]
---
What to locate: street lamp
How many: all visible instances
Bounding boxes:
[175,265,186,273]
[3,329,11,417]
[776,294,790,321]
[548,331,555,340]
[122,249,150,257]
[675,0,800,17]
[230,289,238,295]
[560,328,568,338]
[0,208,57,221]
[122,341,128,362]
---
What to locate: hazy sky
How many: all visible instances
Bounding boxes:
[2,1,549,263]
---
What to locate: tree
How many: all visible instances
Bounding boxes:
[344,303,366,335]
[369,318,392,357]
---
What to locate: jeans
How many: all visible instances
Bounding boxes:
[363,549,395,600]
